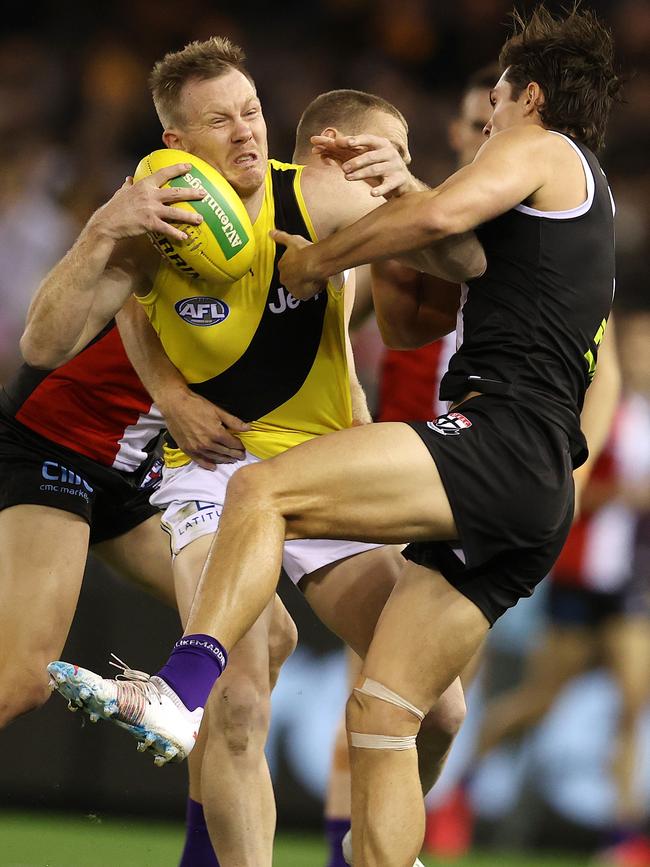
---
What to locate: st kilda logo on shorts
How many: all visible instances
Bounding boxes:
[175,296,230,326]
[427,412,473,436]
[140,458,164,490]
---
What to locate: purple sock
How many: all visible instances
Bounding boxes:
[179,798,220,867]
[325,817,351,867]
[156,634,228,711]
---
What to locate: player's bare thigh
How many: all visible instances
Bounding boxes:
[0,505,89,717]
[355,561,488,725]
[523,623,595,693]
[92,514,176,609]
[301,545,405,657]
[231,422,456,544]
[302,545,466,742]
[602,614,650,706]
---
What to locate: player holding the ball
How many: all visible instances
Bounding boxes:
[36,36,481,867]
[43,4,621,865]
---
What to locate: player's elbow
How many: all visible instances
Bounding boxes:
[379,312,456,350]
[445,241,487,283]
[419,202,460,242]
[381,332,424,350]
[378,321,428,350]
[466,247,488,280]
[20,331,67,370]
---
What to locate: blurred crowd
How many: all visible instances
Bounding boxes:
[2,0,649,861]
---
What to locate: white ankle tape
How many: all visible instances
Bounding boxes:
[354,678,425,721]
[349,732,417,750]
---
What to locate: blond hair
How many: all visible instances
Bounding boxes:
[150,36,253,128]
[294,89,407,160]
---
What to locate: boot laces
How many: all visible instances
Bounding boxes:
[109,653,162,708]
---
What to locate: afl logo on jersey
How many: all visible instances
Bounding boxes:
[175,296,230,327]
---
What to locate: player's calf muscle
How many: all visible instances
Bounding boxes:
[0,666,51,725]
[268,604,298,687]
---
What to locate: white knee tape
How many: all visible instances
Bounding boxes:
[349,732,417,750]
[354,678,425,721]
[349,678,424,751]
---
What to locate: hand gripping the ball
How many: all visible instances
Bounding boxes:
[88,164,206,244]
[132,149,256,283]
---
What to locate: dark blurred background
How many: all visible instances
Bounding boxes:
[1,0,649,860]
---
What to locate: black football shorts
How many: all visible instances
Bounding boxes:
[0,415,160,545]
[403,395,575,625]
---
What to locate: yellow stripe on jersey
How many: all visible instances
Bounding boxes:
[139,159,352,464]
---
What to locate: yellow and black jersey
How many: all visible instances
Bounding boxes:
[138,159,352,463]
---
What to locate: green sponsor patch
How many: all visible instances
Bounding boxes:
[169,166,249,260]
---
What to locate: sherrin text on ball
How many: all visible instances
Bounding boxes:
[133,148,255,282]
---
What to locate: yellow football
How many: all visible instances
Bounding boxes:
[133,148,255,283]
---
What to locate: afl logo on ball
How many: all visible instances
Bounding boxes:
[175,296,230,326]
[427,412,473,437]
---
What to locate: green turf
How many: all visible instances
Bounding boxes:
[0,812,588,866]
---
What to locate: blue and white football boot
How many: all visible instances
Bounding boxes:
[47,655,202,766]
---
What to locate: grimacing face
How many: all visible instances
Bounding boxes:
[166,68,269,201]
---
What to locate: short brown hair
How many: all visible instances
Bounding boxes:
[499,4,621,152]
[149,36,254,128]
[294,89,407,159]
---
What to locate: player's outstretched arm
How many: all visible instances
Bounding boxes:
[310,132,485,284]
[20,165,205,369]
[117,298,250,469]
[278,126,549,299]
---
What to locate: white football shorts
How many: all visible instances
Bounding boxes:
[150,451,381,585]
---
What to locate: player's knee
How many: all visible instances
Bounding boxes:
[228,462,277,509]
[0,667,52,727]
[422,690,467,743]
[345,688,420,740]
[208,675,271,756]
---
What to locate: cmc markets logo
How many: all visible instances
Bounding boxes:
[40,461,94,497]
[175,296,230,326]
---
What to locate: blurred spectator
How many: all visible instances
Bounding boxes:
[0,36,77,381]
